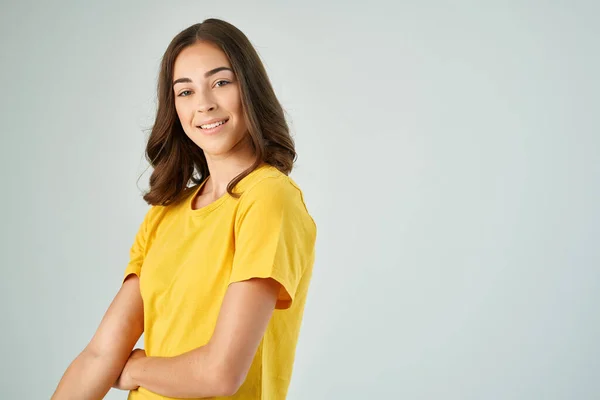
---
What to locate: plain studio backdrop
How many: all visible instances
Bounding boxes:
[1,1,598,399]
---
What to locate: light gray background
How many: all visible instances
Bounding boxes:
[1,1,598,399]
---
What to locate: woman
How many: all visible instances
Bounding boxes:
[52,18,317,400]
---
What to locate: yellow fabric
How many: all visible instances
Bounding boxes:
[122,164,317,400]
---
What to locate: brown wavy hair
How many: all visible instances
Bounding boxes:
[141,18,296,206]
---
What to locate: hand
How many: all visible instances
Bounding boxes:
[113,348,146,391]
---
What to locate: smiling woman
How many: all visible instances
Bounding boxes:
[145,18,298,206]
[172,41,248,156]
[51,18,317,400]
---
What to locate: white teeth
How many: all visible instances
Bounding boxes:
[200,119,227,129]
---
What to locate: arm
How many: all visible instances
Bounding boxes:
[125,277,280,398]
[51,274,144,400]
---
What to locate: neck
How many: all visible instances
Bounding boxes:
[202,139,261,198]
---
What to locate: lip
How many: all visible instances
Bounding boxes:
[196,117,229,127]
[196,118,229,135]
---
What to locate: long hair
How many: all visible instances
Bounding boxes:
[142,18,296,206]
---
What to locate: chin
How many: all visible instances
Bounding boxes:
[201,144,236,158]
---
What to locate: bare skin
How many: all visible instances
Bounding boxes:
[52,40,282,399]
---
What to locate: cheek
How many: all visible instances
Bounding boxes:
[175,102,190,125]
[227,87,243,116]
[174,102,182,119]
[234,99,243,116]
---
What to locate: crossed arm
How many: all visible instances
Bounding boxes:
[51,274,280,399]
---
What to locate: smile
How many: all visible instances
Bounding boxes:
[198,119,229,129]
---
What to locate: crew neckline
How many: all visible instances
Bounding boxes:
[187,163,273,216]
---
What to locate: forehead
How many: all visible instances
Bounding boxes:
[173,41,231,76]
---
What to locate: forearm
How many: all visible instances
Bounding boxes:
[51,349,123,400]
[129,346,233,398]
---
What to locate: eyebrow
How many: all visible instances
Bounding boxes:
[172,66,233,87]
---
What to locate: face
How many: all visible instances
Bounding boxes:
[172,41,251,161]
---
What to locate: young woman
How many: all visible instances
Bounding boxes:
[52,18,317,400]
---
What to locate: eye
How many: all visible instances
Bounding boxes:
[215,80,230,88]
[177,90,192,97]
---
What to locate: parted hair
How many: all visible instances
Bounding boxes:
[142,18,296,206]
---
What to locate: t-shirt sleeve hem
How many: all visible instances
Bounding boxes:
[228,270,296,310]
[122,265,141,284]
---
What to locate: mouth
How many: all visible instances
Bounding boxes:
[196,118,229,130]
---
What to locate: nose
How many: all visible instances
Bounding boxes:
[196,103,216,113]
[195,90,217,113]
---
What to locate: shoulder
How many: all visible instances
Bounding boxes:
[236,166,317,233]
[140,203,169,231]
[239,166,305,207]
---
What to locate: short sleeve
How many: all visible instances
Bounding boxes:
[122,206,153,284]
[229,177,316,310]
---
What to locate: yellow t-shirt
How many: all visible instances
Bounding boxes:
[122,164,317,400]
